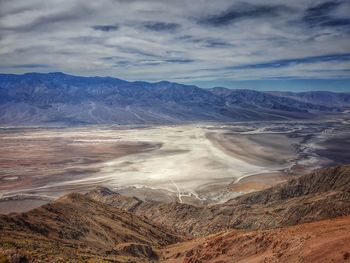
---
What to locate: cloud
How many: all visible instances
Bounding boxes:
[198,3,291,26]
[2,64,52,69]
[142,22,180,31]
[0,0,349,89]
[0,3,94,31]
[227,53,350,70]
[165,59,194,63]
[92,24,119,32]
[176,35,233,48]
[303,1,350,28]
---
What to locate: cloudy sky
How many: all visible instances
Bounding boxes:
[0,0,349,91]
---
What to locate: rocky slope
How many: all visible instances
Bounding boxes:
[0,72,341,125]
[0,165,349,262]
[0,193,181,262]
[161,215,350,263]
[88,165,350,236]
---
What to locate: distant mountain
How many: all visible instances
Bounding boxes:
[210,87,334,112]
[0,72,342,125]
[268,91,350,107]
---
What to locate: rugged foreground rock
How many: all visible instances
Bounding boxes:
[160,216,350,263]
[0,193,180,262]
[0,165,349,262]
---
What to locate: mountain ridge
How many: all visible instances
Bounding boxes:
[0,72,346,126]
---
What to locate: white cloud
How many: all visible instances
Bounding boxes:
[0,0,349,83]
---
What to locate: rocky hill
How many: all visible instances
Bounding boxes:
[0,193,181,262]
[0,165,349,262]
[0,72,341,125]
[88,165,350,236]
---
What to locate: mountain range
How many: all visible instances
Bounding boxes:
[0,72,349,125]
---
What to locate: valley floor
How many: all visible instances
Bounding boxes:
[1,119,350,213]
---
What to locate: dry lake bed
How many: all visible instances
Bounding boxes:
[1,119,350,213]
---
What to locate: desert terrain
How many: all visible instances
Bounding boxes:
[1,164,349,262]
[161,216,350,263]
[1,0,350,261]
[1,118,349,214]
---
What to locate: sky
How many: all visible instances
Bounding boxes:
[0,0,349,91]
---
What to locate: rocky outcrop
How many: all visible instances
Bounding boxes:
[114,243,158,260]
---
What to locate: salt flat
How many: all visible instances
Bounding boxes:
[0,120,349,213]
